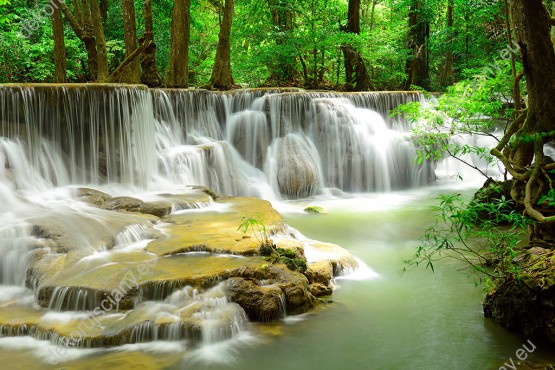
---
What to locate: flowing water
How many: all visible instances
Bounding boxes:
[0,85,551,369]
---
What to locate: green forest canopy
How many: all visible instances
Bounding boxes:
[0,0,518,90]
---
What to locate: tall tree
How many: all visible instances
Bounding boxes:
[167,0,191,88]
[61,2,100,80]
[51,0,67,83]
[90,0,109,81]
[60,0,148,83]
[492,0,555,232]
[405,0,430,90]
[341,0,370,91]
[100,0,108,21]
[209,0,235,89]
[122,0,140,83]
[140,0,161,87]
[438,0,454,88]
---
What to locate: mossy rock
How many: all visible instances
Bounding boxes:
[304,206,324,214]
[483,247,555,343]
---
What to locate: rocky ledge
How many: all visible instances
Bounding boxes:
[484,246,555,343]
[0,186,360,348]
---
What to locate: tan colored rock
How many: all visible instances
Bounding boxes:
[147,197,284,256]
[140,201,172,217]
[104,196,144,212]
[309,283,333,297]
[226,278,285,322]
[305,261,333,285]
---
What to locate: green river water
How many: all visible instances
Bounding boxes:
[182,185,554,370]
[2,184,554,370]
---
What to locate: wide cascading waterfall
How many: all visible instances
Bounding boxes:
[0,84,466,367]
[0,85,436,199]
[0,84,157,189]
[0,85,431,199]
[152,88,433,198]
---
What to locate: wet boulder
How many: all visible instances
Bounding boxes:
[304,261,334,297]
[140,201,172,217]
[226,277,285,322]
[271,135,321,199]
[484,247,555,343]
[104,196,144,212]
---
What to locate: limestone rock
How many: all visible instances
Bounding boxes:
[140,201,172,217]
[74,188,112,201]
[230,265,315,316]
[305,261,335,296]
[147,197,284,256]
[104,196,144,212]
[226,278,285,322]
[272,135,321,199]
[309,283,333,296]
[304,206,324,214]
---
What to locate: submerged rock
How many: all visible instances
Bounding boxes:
[304,206,324,214]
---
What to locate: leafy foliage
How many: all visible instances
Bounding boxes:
[238,216,307,272]
[0,0,13,25]
[238,215,273,247]
[405,190,530,286]
[394,59,522,178]
[0,0,512,88]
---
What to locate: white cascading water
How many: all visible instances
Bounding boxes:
[0,86,435,290]
[151,89,434,199]
[0,85,480,360]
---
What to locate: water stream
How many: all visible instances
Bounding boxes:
[0,85,550,369]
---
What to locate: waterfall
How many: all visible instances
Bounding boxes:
[0,85,157,189]
[151,88,433,198]
[0,85,433,199]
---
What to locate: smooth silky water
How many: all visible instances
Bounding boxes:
[0,86,553,369]
[170,186,554,370]
[5,186,551,370]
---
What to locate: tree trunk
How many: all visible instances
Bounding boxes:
[341,0,371,91]
[485,1,555,339]
[511,0,555,136]
[551,0,555,47]
[405,0,430,90]
[492,0,555,229]
[439,0,453,88]
[60,2,98,80]
[509,0,555,170]
[90,0,109,81]
[167,0,191,88]
[209,0,234,90]
[100,0,108,22]
[122,0,140,83]
[51,0,67,83]
[140,0,161,87]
